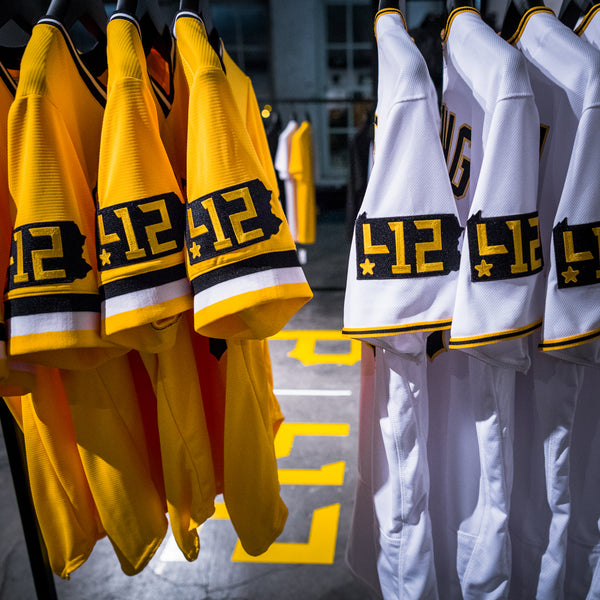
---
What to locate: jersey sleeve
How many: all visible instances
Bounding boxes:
[5,28,122,369]
[343,12,462,358]
[445,13,545,370]
[540,100,600,365]
[175,14,312,339]
[96,16,191,352]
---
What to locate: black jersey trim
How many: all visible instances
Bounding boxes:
[0,61,17,94]
[539,327,600,351]
[342,319,452,338]
[443,6,480,42]
[37,18,107,107]
[5,293,101,319]
[191,250,301,294]
[575,3,600,35]
[99,263,188,300]
[506,7,555,45]
[448,319,542,348]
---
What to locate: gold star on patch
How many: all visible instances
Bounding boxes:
[189,241,201,259]
[562,266,579,284]
[99,248,111,266]
[474,259,493,278]
[360,258,375,275]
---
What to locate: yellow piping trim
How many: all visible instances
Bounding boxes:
[506,6,554,45]
[448,318,542,348]
[442,7,480,43]
[575,3,600,35]
[539,327,600,351]
[374,8,407,38]
[342,318,452,337]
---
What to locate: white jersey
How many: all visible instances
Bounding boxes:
[344,9,456,599]
[569,8,600,598]
[441,7,543,370]
[506,8,600,598]
[428,8,541,599]
[342,7,461,360]
[274,119,298,241]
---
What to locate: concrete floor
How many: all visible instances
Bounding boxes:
[0,211,381,599]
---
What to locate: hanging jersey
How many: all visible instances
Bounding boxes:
[211,35,288,556]
[222,41,285,436]
[0,61,37,395]
[99,14,219,562]
[0,63,15,381]
[506,9,600,598]
[288,120,317,245]
[5,18,123,369]
[512,7,600,364]
[442,7,543,369]
[274,119,299,240]
[4,368,105,580]
[96,14,191,349]
[342,8,461,358]
[175,13,311,340]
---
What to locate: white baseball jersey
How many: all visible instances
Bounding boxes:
[274,119,299,241]
[441,7,543,367]
[342,7,461,360]
[428,8,541,599]
[564,7,600,598]
[344,8,459,599]
[506,8,600,598]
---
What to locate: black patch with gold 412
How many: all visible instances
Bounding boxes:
[553,218,600,289]
[186,178,281,264]
[467,210,543,282]
[354,212,462,279]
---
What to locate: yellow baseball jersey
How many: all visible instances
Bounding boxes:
[0,61,38,395]
[61,355,168,575]
[220,39,287,553]
[175,12,311,340]
[221,40,285,436]
[4,369,105,580]
[6,18,124,368]
[0,63,15,381]
[97,14,192,349]
[99,14,217,561]
[288,120,317,245]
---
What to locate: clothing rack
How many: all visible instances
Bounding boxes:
[0,400,58,600]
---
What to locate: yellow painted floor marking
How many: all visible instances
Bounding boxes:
[270,330,361,366]
[231,504,341,564]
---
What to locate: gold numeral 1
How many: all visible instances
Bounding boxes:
[13,230,29,283]
[114,207,146,260]
[389,221,411,274]
[201,197,233,251]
